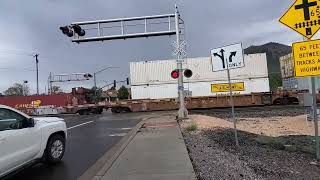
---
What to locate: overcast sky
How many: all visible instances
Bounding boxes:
[0,0,306,94]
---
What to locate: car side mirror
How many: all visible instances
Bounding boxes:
[28,118,35,128]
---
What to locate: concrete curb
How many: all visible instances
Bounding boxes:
[78,117,150,180]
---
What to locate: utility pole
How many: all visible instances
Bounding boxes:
[34,54,39,95]
[175,5,187,119]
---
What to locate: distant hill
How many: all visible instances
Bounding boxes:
[244,42,292,74]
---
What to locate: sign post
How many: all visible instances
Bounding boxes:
[211,43,244,147]
[226,64,239,147]
[311,76,320,159]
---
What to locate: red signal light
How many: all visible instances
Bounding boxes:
[171,70,179,79]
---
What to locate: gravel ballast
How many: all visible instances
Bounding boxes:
[190,105,308,119]
[182,128,320,180]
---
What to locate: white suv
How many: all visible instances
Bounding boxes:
[0,105,67,178]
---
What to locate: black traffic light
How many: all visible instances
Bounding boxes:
[171,69,179,79]
[84,73,93,79]
[59,26,73,37]
[114,80,117,88]
[126,78,130,85]
[184,69,193,78]
[72,25,85,36]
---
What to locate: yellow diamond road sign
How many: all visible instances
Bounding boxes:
[280,0,320,39]
[293,39,320,77]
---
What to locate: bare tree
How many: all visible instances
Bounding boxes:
[51,86,63,94]
[4,83,30,96]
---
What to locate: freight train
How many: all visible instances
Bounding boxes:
[0,89,304,115]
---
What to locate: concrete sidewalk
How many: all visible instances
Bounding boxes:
[97,115,197,180]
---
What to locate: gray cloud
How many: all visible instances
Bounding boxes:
[0,0,301,93]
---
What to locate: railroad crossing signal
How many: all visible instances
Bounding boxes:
[184,69,193,78]
[171,69,193,79]
[171,69,179,79]
[279,0,320,39]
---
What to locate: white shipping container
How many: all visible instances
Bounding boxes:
[279,53,294,79]
[131,78,270,100]
[130,53,268,86]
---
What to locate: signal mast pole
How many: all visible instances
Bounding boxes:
[60,5,188,119]
[175,5,187,119]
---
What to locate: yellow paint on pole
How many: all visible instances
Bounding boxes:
[211,82,244,93]
[293,39,320,77]
[279,0,320,39]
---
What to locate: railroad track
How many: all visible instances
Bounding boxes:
[189,105,309,118]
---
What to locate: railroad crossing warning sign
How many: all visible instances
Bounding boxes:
[280,0,320,39]
[211,82,245,93]
[293,39,320,77]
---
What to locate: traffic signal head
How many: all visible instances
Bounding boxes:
[84,73,93,79]
[171,70,179,79]
[72,25,86,36]
[59,26,73,37]
[184,69,193,78]
[126,78,130,85]
[113,80,117,88]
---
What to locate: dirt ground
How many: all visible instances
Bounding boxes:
[181,114,320,180]
[186,114,318,137]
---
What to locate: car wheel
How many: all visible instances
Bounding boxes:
[45,134,65,164]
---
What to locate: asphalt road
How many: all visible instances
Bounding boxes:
[6,111,147,180]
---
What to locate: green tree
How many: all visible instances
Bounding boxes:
[269,73,282,92]
[117,86,129,100]
[4,83,30,96]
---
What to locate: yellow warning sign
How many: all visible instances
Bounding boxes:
[279,0,320,39]
[293,39,320,77]
[211,82,245,93]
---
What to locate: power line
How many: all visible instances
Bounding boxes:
[0,67,36,72]
[0,49,35,57]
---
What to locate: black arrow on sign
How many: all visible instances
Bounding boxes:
[229,51,237,62]
[213,49,226,69]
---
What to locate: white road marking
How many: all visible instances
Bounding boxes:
[121,127,132,130]
[109,133,127,137]
[67,121,94,130]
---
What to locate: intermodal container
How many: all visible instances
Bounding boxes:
[0,93,73,110]
[131,78,270,100]
[130,53,268,86]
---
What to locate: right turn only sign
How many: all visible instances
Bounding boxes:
[293,39,320,77]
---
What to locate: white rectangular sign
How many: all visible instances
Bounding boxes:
[211,43,244,72]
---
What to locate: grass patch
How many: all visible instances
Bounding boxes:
[255,135,316,154]
[186,121,198,132]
